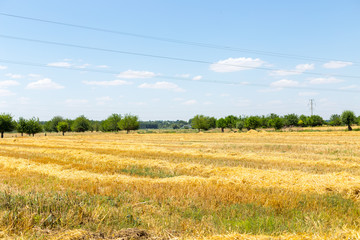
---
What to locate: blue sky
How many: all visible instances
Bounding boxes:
[0,0,359,121]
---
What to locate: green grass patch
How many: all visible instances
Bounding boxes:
[119,165,177,178]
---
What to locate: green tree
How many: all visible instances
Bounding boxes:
[208,117,217,129]
[283,114,299,127]
[236,120,244,131]
[16,117,27,136]
[0,113,15,138]
[244,116,261,130]
[225,115,238,130]
[102,114,121,132]
[216,118,227,132]
[25,117,43,136]
[43,121,53,133]
[57,121,69,136]
[306,115,324,127]
[118,114,140,133]
[49,116,64,132]
[268,117,284,130]
[341,110,356,131]
[299,115,308,127]
[329,114,342,126]
[191,115,210,132]
[72,115,91,132]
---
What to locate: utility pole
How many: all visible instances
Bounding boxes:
[309,99,315,116]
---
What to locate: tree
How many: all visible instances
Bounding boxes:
[72,115,91,132]
[49,116,64,132]
[0,114,15,138]
[102,114,121,132]
[225,115,238,130]
[57,121,69,136]
[191,115,210,132]
[236,120,244,131]
[244,116,261,130]
[329,114,342,126]
[16,117,27,136]
[216,118,227,132]
[43,121,53,133]
[341,110,356,131]
[299,115,308,127]
[24,117,42,136]
[118,114,139,133]
[283,114,299,127]
[208,117,217,129]
[306,115,324,127]
[268,117,284,130]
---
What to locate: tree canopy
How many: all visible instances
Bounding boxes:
[72,115,91,132]
[341,110,356,131]
[0,114,15,138]
[118,114,139,133]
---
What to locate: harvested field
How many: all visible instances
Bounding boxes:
[1,131,360,239]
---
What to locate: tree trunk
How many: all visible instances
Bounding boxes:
[21,132,23,136]
[62,131,64,136]
[32,133,35,137]
[1,132,3,138]
[127,130,130,134]
[221,128,224,132]
[348,125,352,131]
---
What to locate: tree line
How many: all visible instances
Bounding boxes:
[0,110,358,138]
[0,113,140,138]
[190,110,359,132]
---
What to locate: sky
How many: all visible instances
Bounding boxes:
[0,0,359,121]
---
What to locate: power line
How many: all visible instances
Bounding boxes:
[1,34,359,79]
[1,58,359,94]
[0,12,357,64]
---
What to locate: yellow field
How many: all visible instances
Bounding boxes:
[1,131,360,239]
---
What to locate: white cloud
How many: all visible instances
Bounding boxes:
[296,63,314,71]
[298,91,319,96]
[176,74,190,78]
[173,97,184,101]
[96,96,111,105]
[47,62,72,67]
[270,79,299,88]
[28,73,41,78]
[203,101,213,105]
[308,77,343,85]
[27,78,64,90]
[270,63,314,76]
[0,89,15,96]
[83,80,132,86]
[192,75,203,81]
[323,61,353,69]
[0,66,7,70]
[138,81,185,92]
[220,93,230,97]
[5,73,22,79]
[117,70,157,79]
[210,57,264,72]
[65,99,88,105]
[340,85,358,90]
[76,63,90,69]
[182,100,197,105]
[0,80,20,88]
[96,65,109,69]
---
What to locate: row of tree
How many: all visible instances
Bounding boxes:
[190,111,359,132]
[0,111,358,138]
[0,113,140,138]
